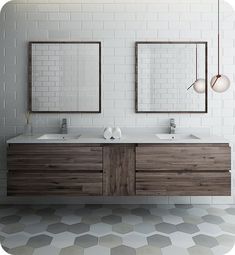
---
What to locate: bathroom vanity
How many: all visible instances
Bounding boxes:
[7,133,231,197]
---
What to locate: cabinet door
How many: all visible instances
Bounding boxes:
[103,145,135,196]
[136,144,231,196]
[7,144,103,196]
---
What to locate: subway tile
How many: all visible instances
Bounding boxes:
[48,13,70,21]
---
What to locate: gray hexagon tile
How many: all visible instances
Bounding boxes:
[82,215,101,225]
[162,245,189,255]
[193,234,219,248]
[147,234,172,248]
[99,234,122,248]
[202,215,224,225]
[142,214,162,224]
[47,223,68,234]
[131,208,150,217]
[1,204,235,255]
[136,245,162,255]
[187,207,208,217]
[0,215,21,225]
[27,234,53,248]
[188,245,214,255]
[162,214,184,225]
[169,232,195,248]
[101,215,122,225]
[155,222,177,234]
[112,223,133,234]
[90,222,112,236]
[134,223,155,234]
[198,222,223,236]
[2,223,25,234]
[74,234,98,248]
[111,245,135,255]
[2,234,29,249]
[33,245,60,255]
[51,232,77,249]
[60,245,84,255]
[176,223,200,234]
[61,215,81,225]
[207,207,227,216]
[84,245,110,255]
[112,208,130,216]
[19,215,41,225]
[220,223,235,234]
[122,233,147,248]
[216,234,235,248]
[225,208,235,215]
[7,245,34,255]
[24,222,48,234]
[68,223,90,234]
[122,215,142,225]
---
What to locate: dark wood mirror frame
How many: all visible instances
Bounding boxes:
[28,41,102,114]
[135,41,208,114]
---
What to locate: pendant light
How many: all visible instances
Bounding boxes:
[187,44,206,93]
[210,0,230,93]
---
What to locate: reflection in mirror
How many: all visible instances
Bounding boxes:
[136,42,207,113]
[29,42,101,113]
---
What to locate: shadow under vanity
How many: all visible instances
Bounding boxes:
[6,41,231,197]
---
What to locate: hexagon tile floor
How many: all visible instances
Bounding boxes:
[0,205,235,255]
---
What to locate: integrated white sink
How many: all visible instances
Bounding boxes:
[38,134,81,140]
[156,134,200,140]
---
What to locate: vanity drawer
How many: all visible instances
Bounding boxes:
[136,172,231,196]
[7,172,102,196]
[8,144,103,171]
[136,145,231,171]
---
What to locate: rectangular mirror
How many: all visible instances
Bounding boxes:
[29,42,101,113]
[136,42,208,113]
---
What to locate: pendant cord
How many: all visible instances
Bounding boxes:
[218,0,220,75]
[196,44,198,80]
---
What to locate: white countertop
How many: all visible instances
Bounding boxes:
[7,132,229,144]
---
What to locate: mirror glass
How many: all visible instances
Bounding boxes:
[136,42,207,113]
[29,42,101,113]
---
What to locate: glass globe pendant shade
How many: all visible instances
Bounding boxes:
[193,79,206,94]
[210,74,230,93]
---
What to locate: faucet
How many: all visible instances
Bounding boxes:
[61,118,68,134]
[169,118,176,134]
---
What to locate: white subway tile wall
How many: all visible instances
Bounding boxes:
[0,0,235,203]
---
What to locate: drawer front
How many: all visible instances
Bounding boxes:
[8,144,103,171]
[136,146,231,171]
[8,172,102,196]
[136,172,231,196]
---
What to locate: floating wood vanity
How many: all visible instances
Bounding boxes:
[7,140,231,197]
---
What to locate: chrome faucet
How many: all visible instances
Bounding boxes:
[169,118,176,134]
[61,118,68,134]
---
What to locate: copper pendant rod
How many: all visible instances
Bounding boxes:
[212,0,221,88]
[218,0,220,75]
[196,44,198,80]
[187,44,198,90]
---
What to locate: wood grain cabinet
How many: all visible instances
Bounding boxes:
[136,144,231,196]
[7,144,103,196]
[7,143,231,197]
[103,145,135,196]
